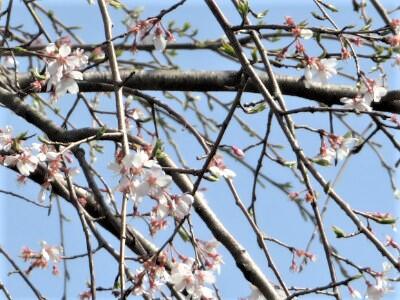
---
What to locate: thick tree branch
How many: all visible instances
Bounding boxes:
[17,71,400,114]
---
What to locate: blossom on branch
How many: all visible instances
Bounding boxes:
[4,150,39,176]
[304,57,337,87]
[44,42,88,99]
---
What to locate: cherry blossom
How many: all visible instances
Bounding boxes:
[4,150,39,176]
[304,57,337,86]
[173,194,194,219]
[387,34,400,47]
[360,80,387,104]
[116,175,140,200]
[156,193,194,220]
[128,108,146,121]
[209,154,236,179]
[0,126,13,151]
[169,258,216,299]
[153,26,167,51]
[365,262,393,300]
[328,134,359,160]
[341,79,387,112]
[122,150,153,174]
[340,96,372,112]
[197,239,224,273]
[40,240,63,263]
[284,16,313,40]
[390,19,400,34]
[136,165,172,199]
[20,241,63,275]
[128,253,171,296]
[312,142,336,166]
[170,260,196,293]
[44,42,88,99]
[291,27,313,39]
[109,150,153,176]
[53,70,83,98]
[127,18,174,52]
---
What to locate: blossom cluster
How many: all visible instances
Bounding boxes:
[109,149,194,234]
[20,241,63,276]
[127,18,174,52]
[129,240,223,298]
[281,16,391,113]
[313,132,359,166]
[43,40,88,100]
[0,126,76,202]
[289,249,317,273]
[341,79,387,112]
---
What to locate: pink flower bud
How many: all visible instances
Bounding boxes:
[231,146,245,159]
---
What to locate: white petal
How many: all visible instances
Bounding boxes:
[300,29,313,39]
[154,35,167,51]
[59,44,71,57]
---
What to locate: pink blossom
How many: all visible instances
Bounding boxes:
[328,134,359,160]
[231,145,245,159]
[312,142,336,166]
[387,34,400,47]
[390,19,400,34]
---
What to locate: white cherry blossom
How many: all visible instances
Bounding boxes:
[44,42,88,99]
[155,193,193,219]
[329,134,359,160]
[360,80,387,104]
[136,165,172,199]
[170,260,196,293]
[153,27,167,51]
[209,154,236,179]
[312,143,336,166]
[54,70,83,98]
[174,194,194,219]
[122,150,152,172]
[304,57,337,86]
[341,96,372,112]
[0,126,13,151]
[366,262,393,300]
[40,241,63,263]
[4,150,39,176]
